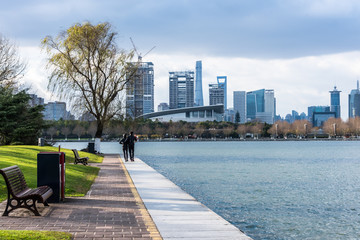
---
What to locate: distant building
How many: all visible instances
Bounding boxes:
[158,102,169,112]
[126,62,154,118]
[329,86,341,118]
[313,112,336,127]
[246,89,275,124]
[79,112,96,121]
[348,80,360,118]
[169,71,194,109]
[224,108,235,122]
[233,91,246,123]
[140,105,224,122]
[43,102,74,121]
[308,106,330,123]
[194,61,204,106]
[28,94,44,107]
[209,76,227,110]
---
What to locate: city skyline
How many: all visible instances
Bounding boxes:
[2,1,360,119]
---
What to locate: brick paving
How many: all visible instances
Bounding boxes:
[0,154,162,240]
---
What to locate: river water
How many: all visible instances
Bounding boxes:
[57,141,360,240]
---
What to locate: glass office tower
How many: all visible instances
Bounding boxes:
[329,86,341,118]
[194,61,204,106]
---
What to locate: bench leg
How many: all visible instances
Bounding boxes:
[2,198,42,216]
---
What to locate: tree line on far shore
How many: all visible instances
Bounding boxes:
[42,117,360,141]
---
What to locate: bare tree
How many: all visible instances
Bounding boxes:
[236,125,248,139]
[292,120,311,138]
[73,125,85,141]
[323,118,344,137]
[194,124,205,139]
[250,123,263,139]
[61,127,71,140]
[87,122,97,140]
[154,126,165,139]
[140,125,152,139]
[47,127,57,140]
[223,127,234,139]
[277,121,291,138]
[0,35,26,86]
[42,22,136,138]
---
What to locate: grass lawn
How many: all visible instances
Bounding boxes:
[0,230,72,240]
[0,145,103,201]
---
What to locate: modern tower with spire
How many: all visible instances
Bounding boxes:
[330,86,341,118]
[194,61,204,106]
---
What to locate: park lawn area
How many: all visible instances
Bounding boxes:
[0,230,72,240]
[0,145,103,201]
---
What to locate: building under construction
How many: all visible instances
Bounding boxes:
[126,62,154,118]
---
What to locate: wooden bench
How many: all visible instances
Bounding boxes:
[0,165,53,216]
[72,149,88,165]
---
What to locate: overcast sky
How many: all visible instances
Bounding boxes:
[2,0,360,119]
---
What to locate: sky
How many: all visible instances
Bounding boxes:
[2,0,360,119]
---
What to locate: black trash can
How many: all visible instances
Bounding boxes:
[37,152,66,203]
[88,142,95,153]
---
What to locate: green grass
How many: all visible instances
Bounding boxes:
[0,230,72,240]
[0,145,103,201]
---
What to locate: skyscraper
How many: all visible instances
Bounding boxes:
[329,86,341,118]
[126,62,154,118]
[233,91,246,123]
[246,89,275,124]
[169,71,194,109]
[307,106,331,123]
[348,80,360,118]
[209,76,227,110]
[194,61,203,106]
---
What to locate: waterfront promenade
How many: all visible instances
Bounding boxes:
[0,154,251,239]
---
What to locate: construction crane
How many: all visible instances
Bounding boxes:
[130,37,156,62]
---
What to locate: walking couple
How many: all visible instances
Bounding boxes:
[119,131,137,162]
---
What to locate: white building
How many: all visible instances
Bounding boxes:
[140,105,224,122]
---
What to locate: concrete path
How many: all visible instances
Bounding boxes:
[0,154,162,240]
[124,158,252,240]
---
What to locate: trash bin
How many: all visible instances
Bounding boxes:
[37,152,66,203]
[88,142,95,153]
[38,138,44,146]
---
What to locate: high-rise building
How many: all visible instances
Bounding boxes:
[194,61,203,106]
[28,94,44,107]
[126,62,154,118]
[43,102,74,121]
[329,86,341,118]
[348,80,360,118]
[246,89,275,124]
[158,102,169,112]
[209,76,227,109]
[169,71,194,109]
[233,91,246,123]
[307,106,331,123]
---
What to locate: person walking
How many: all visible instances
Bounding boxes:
[127,131,137,161]
[119,133,129,162]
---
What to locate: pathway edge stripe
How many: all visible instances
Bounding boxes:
[117,155,163,240]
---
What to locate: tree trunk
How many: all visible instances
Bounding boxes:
[95,120,104,138]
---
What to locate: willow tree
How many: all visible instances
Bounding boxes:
[42,22,136,139]
[0,34,26,87]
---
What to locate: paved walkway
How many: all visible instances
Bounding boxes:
[0,154,162,240]
[125,158,252,240]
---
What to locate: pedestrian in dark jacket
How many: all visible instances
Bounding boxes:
[127,131,137,161]
[119,133,129,162]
